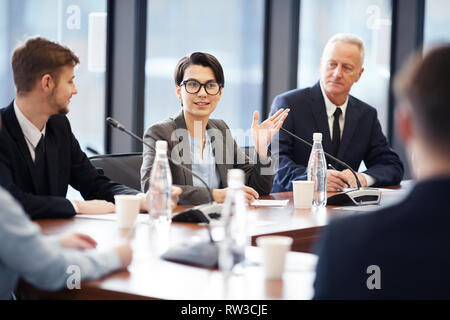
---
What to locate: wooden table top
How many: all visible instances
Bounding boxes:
[32,217,317,300]
[29,181,412,300]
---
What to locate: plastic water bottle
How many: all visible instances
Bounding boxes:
[218,169,248,272]
[149,140,173,225]
[307,133,327,208]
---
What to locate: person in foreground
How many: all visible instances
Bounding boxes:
[140,52,289,205]
[0,183,132,300]
[313,45,450,299]
[270,33,403,192]
[0,37,181,219]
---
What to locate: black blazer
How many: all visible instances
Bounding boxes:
[269,82,404,192]
[313,177,450,299]
[140,111,274,205]
[0,102,138,219]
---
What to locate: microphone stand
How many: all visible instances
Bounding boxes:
[107,117,221,267]
[106,117,221,222]
[279,127,381,206]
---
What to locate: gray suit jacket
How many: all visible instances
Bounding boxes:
[140,111,274,205]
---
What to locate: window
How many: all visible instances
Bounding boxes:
[297,0,392,134]
[0,0,107,155]
[424,0,450,51]
[144,0,265,144]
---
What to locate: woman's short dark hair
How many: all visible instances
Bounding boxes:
[174,52,224,87]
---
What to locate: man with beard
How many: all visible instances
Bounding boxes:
[0,37,181,219]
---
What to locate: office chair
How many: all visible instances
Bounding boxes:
[89,153,143,191]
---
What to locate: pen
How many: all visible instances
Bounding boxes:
[328,163,351,188]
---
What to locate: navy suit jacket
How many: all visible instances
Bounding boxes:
[0,102,138,220]
[313,177,450,299]
[270,82,404,192]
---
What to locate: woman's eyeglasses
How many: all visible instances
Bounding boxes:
[180,79,222,95]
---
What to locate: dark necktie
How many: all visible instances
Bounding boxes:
[35,134,45,165]
[34,134,49,194]
[332,107,342,157]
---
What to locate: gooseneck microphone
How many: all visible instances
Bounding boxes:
[107,117,223,268]
[106,117,220,223]
[279,127,381,206]
[280,127,361,188]
[106,117,212,200]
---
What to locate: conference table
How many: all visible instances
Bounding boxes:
[23,181,412,300]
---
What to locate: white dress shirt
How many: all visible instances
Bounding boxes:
[13,100,46,163]
[320,81,348,141]
[319,82,375,187]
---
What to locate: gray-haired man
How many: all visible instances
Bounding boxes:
[270,33,403,193]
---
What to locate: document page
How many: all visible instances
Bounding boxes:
[250,199,290,207]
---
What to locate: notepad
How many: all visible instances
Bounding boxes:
[250,199,289,207]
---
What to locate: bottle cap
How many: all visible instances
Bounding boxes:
[155,140,168,151]
[227,169,244,188]
[313,133,322,141]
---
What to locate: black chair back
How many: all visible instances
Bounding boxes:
[89,153,143,191]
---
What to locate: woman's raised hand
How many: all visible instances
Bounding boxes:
[251,108,290,158]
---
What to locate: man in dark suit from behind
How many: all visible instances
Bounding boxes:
[270,33,403,192]
[0,37,181,219]
[313,45,450,299]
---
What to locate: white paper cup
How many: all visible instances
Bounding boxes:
[292,180,314,209]
[256,236,293,279]
[114,195,141,228]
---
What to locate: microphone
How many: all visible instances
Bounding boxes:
[279,127,381,206]
[105,117,124,130]
[107,117,221,268]
[106,117,221,222]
